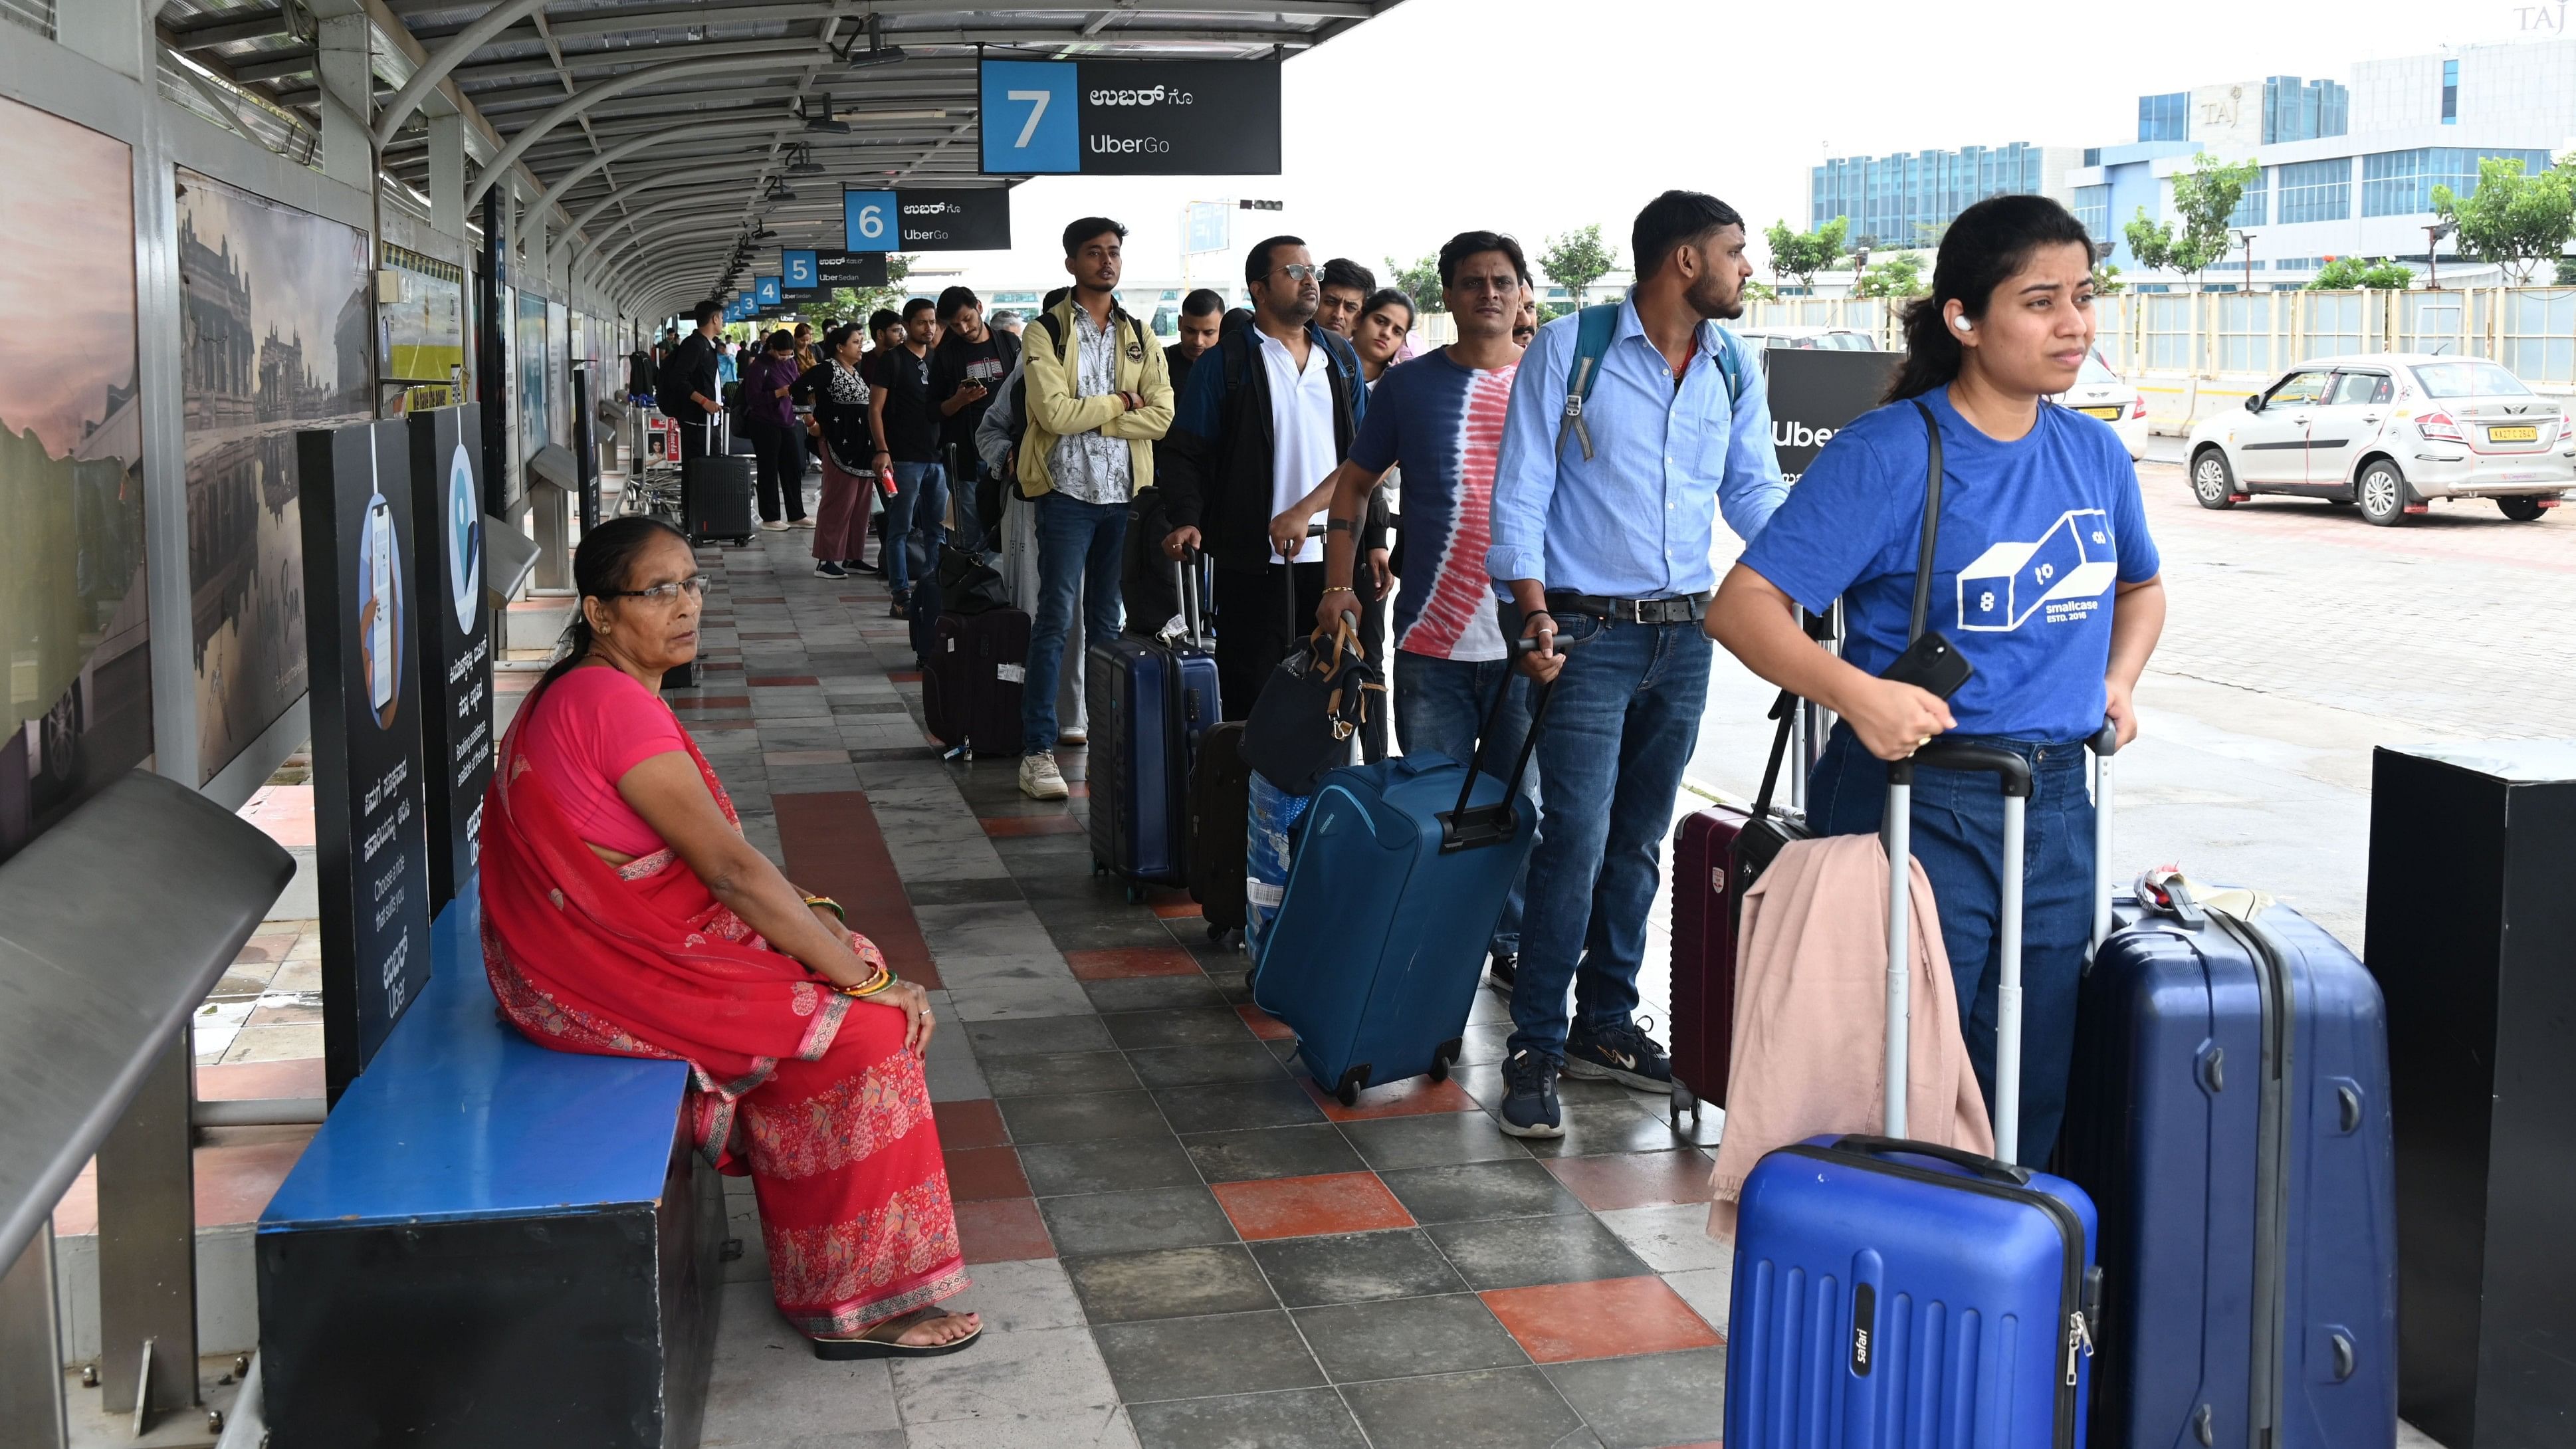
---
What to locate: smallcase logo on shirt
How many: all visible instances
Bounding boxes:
[1955,509,2118,632]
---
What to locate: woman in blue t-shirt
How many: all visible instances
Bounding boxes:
[1706,194,2168,1165]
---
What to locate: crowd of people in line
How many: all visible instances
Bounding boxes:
[490,187,2165,1361]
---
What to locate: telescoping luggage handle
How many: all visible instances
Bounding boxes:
[2088,722,2119,956]
[1434,637,1556,853]
[1167,546,1214,650]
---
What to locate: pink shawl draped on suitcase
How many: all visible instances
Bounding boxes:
[1707,832,1993,1240]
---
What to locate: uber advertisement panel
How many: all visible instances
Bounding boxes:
[840,189,1013,253]
[405,403,493,912]
[979,57,1281,175]
[1762,346,1901,483]
[298,418,434,1101]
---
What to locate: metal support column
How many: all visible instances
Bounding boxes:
[531,483,572,591]
[429,112,469,240]
[94,1034,197,1424]
[314,12,376,191]
[0,1225,66,1449]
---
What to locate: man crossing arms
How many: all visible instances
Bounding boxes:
[1483,190,1787,1137]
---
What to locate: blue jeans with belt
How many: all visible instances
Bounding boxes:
[1021,491,1128,755]
[1393,651,1537,959]
[1507,615,1709,1061]
[1807,724,2097,1167]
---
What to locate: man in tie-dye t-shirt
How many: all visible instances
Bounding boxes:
[1270,230,1537,986]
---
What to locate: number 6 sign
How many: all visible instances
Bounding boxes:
[842,190,897,252]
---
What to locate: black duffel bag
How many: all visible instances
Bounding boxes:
[1239,615,1384,796]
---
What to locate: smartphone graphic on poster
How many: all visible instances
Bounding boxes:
[368,493,396,714]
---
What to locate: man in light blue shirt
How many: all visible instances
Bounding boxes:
[1482,189,1786,1137]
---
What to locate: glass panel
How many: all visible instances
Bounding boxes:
[2276,159,2351,223]
[2413,360,2528,397]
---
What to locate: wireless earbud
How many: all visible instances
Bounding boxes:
[1954,316,1973,331]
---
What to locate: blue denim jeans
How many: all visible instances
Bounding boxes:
[883,460,946,597]
[1021,491,1128,754]
[1393,651,1537,957]
[1807,724,2097,1167]
[1507,616,1710,1060]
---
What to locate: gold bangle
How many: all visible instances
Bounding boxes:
[1320,585,1356,598]
[803,895,845,922]
[835,964,893,998]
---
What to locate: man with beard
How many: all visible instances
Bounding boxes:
[1159,237,1370,719]
[1481,189,1786,1139]
[1513,286,1539,348]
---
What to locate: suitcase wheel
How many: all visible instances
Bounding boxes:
[1428,1038,1461,1085]
[1669,1082,1701,1133]
[1123,883,1146,905]
[1333,1066,1369,1108]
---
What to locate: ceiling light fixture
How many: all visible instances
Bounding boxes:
[837,14,907,68]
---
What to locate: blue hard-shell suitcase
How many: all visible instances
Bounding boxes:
[1728,1135,2101,1449]
[1086,562,1218,896]
[1250,658,1544,1103]
[1725,740,2097,1449]
[2061,880,2399,1449]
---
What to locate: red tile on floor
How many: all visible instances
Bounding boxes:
[195,1058,326,1101]
[51,1127,318,1237]
[772,792,943,989]
[1066,782,1091,798]
[956,1198,1054,1262]
[943,1146,1031,1201]
[666,695,753,711]
[749,675,820,687]
[1235,1004,1294,1041]
[888,669,922,683]
[1150,901,1204,919]
[1065,947,1202,980]
[1211,1172,1413,1240]
[1541,1150,1717,1212]
[1481,1276,1723,1363]
[981,814,1083,837]
[702,661,745,672]
[1297,1073,1481,1123]
[933,1099,1009,1151]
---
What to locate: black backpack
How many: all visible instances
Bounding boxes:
[655,340,697,413]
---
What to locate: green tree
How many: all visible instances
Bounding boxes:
[2125,154,2258,288]
[1851,251,1927,299]
[2557,255,2576,285]
[2092,262,2125,295]
[1384,253,1444,315]
[1742,278,1780,304]
[1763,217,1849,292]
[1537,224,1618,308]
[2308,257,2416,290]
[2432,158,2576,283]
[818,255,915,326]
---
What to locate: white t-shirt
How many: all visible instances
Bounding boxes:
[1258,330,1339,564]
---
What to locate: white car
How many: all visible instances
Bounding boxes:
[2054,349,2148,461]
[1735,326,1878,354]
[2185,354,2573,526]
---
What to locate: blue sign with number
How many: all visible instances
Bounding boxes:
[782,250,817,290]
[980,60,1078,173]
[723,298,746,322]
[843,190,899,252]
[754,276,782,306]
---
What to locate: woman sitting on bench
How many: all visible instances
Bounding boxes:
[477,516,980,1361]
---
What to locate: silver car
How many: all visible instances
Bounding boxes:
[2184,354,2573,526]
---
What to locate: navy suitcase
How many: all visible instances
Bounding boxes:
[2062,847,2399,1446]
[1250,651,1544,1105]
[1087,560,1219,897]
[1726,741,2099,1449]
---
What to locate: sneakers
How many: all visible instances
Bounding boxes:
[1496,1050,1563,1138]
[813,560,847,579]
[1018,752,1069,801]
[1563,1017,1673,1094]
[1487,951,1517,992]
[760,519,790,532]
[791,516,817,528]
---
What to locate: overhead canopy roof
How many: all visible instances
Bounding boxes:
[155,1,1400,313]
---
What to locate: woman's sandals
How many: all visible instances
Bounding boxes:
[809,1307,982,1361]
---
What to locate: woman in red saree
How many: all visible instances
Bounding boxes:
[479,516,978,1360]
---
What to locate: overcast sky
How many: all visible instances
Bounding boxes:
[931,0,2559,294]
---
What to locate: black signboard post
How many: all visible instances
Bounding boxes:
[572,366,603,530]
[1761,346,1902,483]
[298,419,436,1102]
[404,403,494,913]
[979,56,1280,175]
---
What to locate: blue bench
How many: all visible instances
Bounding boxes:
[256,882,722,1448]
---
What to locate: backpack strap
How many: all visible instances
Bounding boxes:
[1554,302,1622,461]
[1712,325,1747,408]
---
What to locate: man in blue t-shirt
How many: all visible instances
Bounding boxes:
[1277,231,1536,976]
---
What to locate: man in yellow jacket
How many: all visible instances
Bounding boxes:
[1014,216,1175,800]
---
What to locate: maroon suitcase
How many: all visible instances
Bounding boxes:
[1666,693,1808,1128]
[926,607,1029,760]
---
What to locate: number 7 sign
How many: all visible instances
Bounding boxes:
[980,60,1077,173]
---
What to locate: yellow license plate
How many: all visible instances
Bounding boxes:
[2488,425,2539,443]
[2080,405,2123,421]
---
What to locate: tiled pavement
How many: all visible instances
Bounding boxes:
[680,524,1733,1449]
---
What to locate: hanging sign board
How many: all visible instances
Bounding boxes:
[298,418,435,1101]
[403,403,492,913]
[782,249,819,294]
[1762,346,1903,483]
[814,251,892,288]
[754,276,783,306]
[895,190,1012,250]
[979,58,1281,176]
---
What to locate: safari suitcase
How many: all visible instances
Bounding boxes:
[1086,560,1218,896]
[681,454,756,545]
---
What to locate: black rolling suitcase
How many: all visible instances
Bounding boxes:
[926,609,1029,762]
[682,452,756,546]
[1186,721,1251,947]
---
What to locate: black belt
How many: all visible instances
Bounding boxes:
[1544,590,1710,625]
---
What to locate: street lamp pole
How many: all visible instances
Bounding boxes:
[2424,219,2458,289]
[2232,229,2256,293]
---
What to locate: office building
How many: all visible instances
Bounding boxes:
[1809,143,2081,249]
[2080,41,2576,286]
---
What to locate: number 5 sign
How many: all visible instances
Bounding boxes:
[979,60,1079,173]
[843,189,898,252]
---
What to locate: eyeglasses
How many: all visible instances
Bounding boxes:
[603,576,708,604]
[1269,263,1320,284]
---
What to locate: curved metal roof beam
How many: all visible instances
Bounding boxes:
[465,47,831,211]
[553,161,788,259]
[528,117,800,225]
[374,0,552,150]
